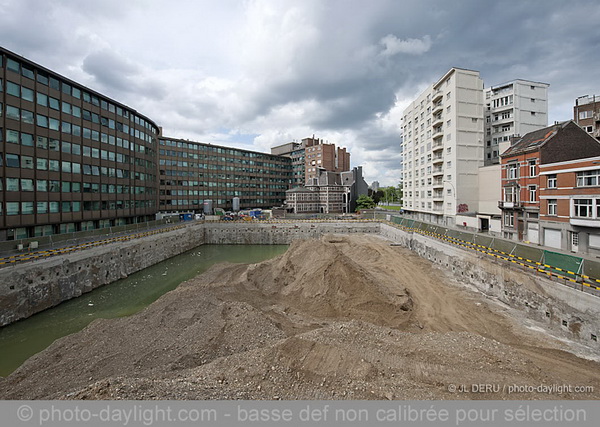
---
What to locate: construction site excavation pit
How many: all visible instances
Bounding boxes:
[0,244,289,378]
[0,233,599,400]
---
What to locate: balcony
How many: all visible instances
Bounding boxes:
[432,114,443,127]
[432,128,444,140]
[498,200,521,209]
[432,102,443,115]
[432,167,444,177]
[570,217,600,228]
[433,191,444,200]
[432,89,443,103]
[491,115,513,126]
[432,179,444,188]
[432,141,444,152]
[432,155,443,165]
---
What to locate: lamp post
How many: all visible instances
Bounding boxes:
[444,179,456,227]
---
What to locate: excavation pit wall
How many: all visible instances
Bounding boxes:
[380,223,600,348]
[1,220,598,349]
[0,225,206,327]
[0,222,379,327]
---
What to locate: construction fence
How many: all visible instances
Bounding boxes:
[384,214,600,294]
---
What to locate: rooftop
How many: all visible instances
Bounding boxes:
[501,122,566,157]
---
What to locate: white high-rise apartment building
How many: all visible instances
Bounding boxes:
[484,79,549,165]
[400,68,484,226]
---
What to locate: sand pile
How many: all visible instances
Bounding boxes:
[1,234,599,400]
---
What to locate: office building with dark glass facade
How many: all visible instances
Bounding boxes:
[0,47,159,240]
[0,46,295,241]
[158,137,292,212]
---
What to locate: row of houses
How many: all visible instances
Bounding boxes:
[499,121,600,254]
[400,67,600,256]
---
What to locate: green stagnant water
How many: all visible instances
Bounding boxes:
[0,244,288,377]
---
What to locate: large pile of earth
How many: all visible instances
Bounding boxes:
[1,234,599,400]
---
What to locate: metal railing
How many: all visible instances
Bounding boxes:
[381,213,600,297]
[0,219,177,258]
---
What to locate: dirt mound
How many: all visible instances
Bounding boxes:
[1,234,599,400]
[213,235,415,333]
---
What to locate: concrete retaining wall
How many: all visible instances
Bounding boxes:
[0,222,379,326]
[0,224,206,327]
[203,222,380,244]
[381,223,600,347]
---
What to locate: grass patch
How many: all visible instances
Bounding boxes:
[377,205,404,211]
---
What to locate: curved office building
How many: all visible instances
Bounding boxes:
[0,47,159,240]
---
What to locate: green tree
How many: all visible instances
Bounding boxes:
[368,189,384,204]
[379,185,403,205]
[355,195,376,211]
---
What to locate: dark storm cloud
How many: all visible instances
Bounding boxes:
[291,0,599,151]
[83,50,140,92]
[2,0,599,185]
[82,50,167,102]
[0,0,68,59]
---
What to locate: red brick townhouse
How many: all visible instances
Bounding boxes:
[499,121,600,254]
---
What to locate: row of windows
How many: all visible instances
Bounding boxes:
[160,168,291,177]
[161,182,286,190]
[0,177,154,195]
[505,161,538,179]
[159,158,288,170]
[545,198,600,218]
[159,139,287,162]
[492,95,514,109]
[0,199,155,216]
[161,198,274,206]
[2,97,156,155]
[2,129,156,169]
[160,186,285,195]
[0,153,154,181]
[161,176,288,185]
[2,84,156,146]
[573,199,600,218]
[160,190,285,197]
[503,169,600,188]
[3,54,157,134]
[159,149,288,167]
[577,170,600,187]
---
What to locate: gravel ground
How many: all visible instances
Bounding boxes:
[1,234,598,400]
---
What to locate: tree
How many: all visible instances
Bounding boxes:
[368,189,384,204]
[355,195,376,211]
[379,185,403,205]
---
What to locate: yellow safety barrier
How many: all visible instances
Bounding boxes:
[383,220,600,292]
[0,224,185,267]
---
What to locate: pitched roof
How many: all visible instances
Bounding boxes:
[500,122,565,157]
[500,120,600,164]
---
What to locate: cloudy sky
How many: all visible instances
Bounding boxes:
[1,0,598,185]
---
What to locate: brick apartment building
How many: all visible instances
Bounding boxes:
[539,156,600,255]
[271,136,351,187]
[574,95,600,140]
[499,121,600,254]
[304,137,350,184]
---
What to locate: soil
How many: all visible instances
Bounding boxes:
[1,234,599,400]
